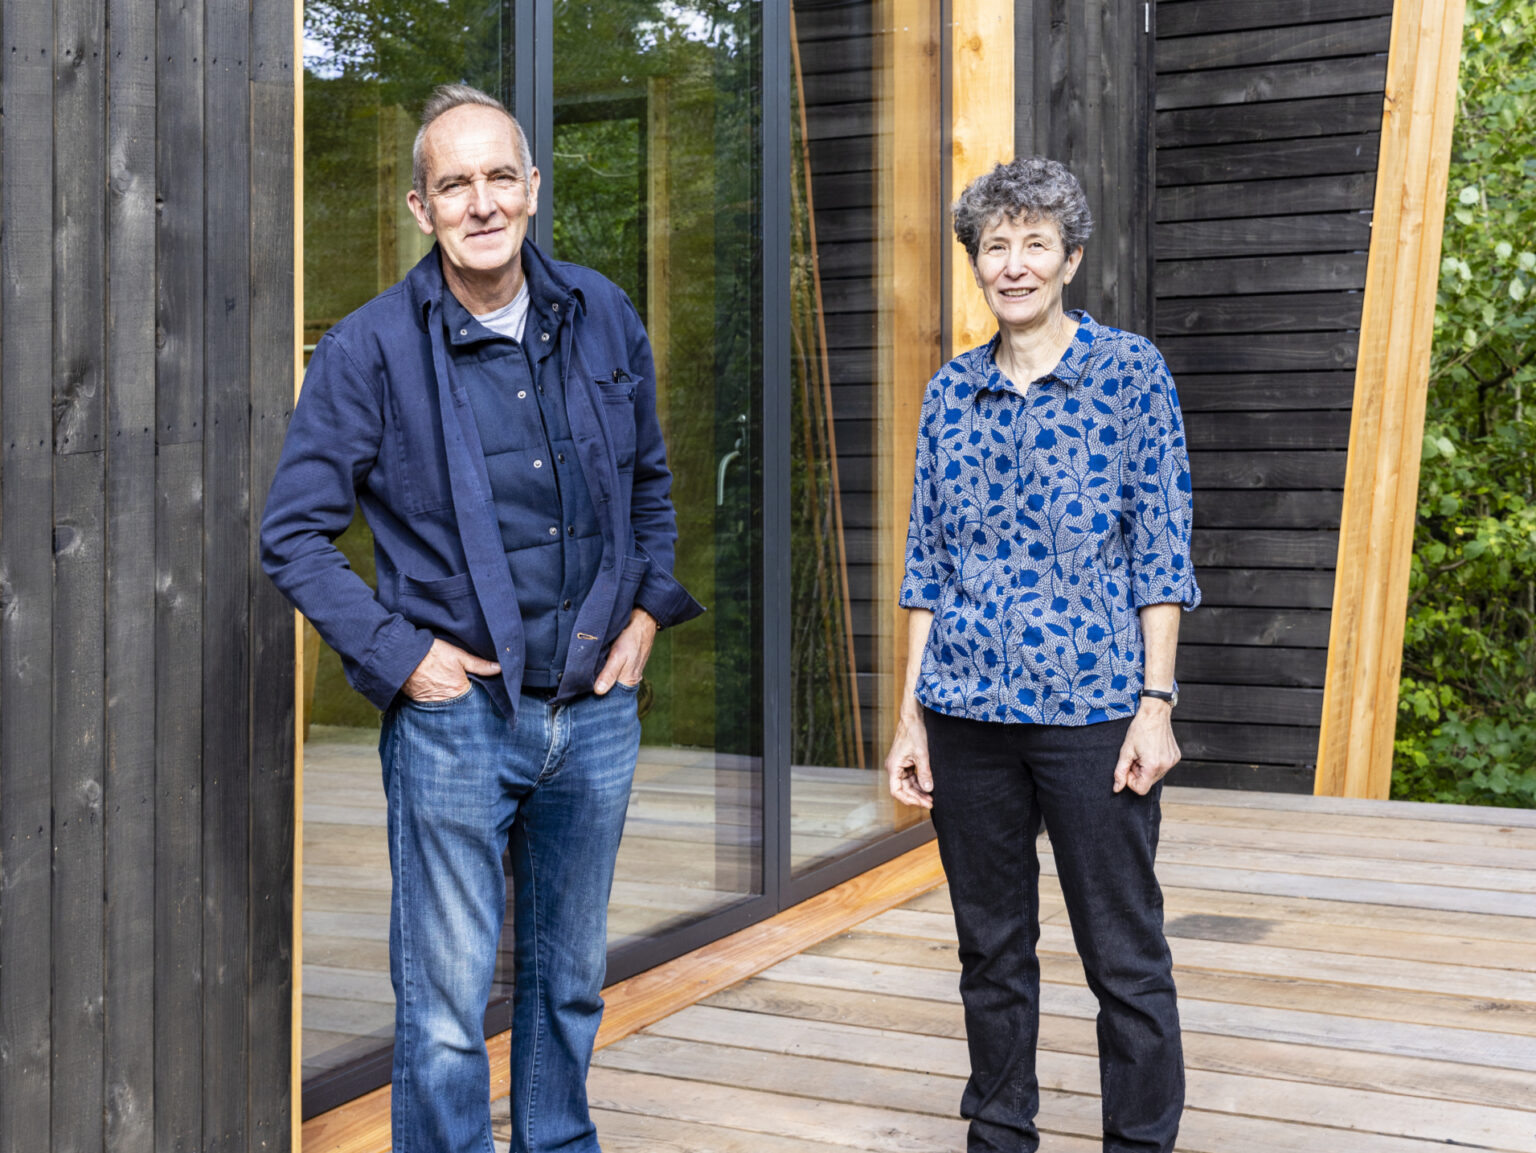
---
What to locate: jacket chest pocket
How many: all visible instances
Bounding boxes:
[596,374,638,468]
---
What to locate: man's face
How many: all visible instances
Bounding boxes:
[407,104,539,286]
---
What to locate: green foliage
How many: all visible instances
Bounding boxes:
[1396,0,1536,805]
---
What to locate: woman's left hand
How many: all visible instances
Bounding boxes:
[1113,699,1180,795]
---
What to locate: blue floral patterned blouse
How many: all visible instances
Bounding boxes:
[900,312,1200,726]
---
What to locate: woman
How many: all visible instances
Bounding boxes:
[885,157,1198,1152]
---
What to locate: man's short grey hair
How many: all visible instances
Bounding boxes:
[952,157,1093,260]
[412,84,533,202]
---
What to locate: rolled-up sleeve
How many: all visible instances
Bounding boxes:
[899,379,952,611]
[1123,350,1201,611]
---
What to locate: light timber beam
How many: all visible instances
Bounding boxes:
[949,0,1015,355]
[1316,0,1467,799]
[875,0,944,767]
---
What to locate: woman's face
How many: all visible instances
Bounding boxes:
[970,213,1083,333]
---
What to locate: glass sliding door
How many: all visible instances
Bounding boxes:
[297,0,941,1118]
[787,0,937,879]
[549,0,767,960]
[300,0,517,1113]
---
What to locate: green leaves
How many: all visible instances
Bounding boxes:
[1401,0,1536,807]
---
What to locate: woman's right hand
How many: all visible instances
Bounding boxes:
[885,709,934,810]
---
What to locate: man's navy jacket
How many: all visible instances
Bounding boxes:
[260,242,704,723]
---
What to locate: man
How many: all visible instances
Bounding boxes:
[261,84,701,1152]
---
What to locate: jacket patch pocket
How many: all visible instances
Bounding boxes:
[596,374,639,468]
[396,571,494,657]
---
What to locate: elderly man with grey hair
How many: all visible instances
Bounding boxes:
[885,156,1198,1151]
[261,84,701,1151]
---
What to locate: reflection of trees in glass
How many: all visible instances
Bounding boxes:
[788,31,861,770]
[552,0,762,755]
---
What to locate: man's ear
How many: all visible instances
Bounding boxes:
[525,166,541,217]
[407,188,435,237]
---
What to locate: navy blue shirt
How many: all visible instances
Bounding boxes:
[443,257,602,688]
[900,313,1199,726]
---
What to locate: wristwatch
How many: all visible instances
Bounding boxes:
[1139,686,1178,708]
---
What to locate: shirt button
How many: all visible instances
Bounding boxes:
[552,302,560,312]
[540,331,550,342]
[563,599,572,610]
[459,328,468,336]
[548,526,559,537]
[557,452,565,463]
[518,390,527,399]
[534,459,543,469]
[567,525,575,536]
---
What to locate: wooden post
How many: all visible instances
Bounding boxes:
[293,0,306,1141]
[875,0,943,773]
[948,0,1014,356]
[1315,0,1467,799]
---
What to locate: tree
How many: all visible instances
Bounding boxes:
[1396,0,1536,806]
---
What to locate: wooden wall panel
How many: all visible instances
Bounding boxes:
[0,0,298,1147]
[1154,0,1392,792]
[1315,0,1467,798]
[1016,0,1154,337]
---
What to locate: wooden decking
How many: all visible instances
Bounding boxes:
[517,788,1535,1152]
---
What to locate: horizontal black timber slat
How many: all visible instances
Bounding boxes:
[1175,372,1356,412]
[1194,488,1343,529]
[1170,720,1321,766]
[1182,605,1332,647]
[1157,0,1394,40]
[1156,172,1377,222]
[1155,55,1389,110]
[1176,681,1325,726]
[1192,528,1339,568]
[1189,450,1346,489]
[796,35,873,75]
[797,67,877,107]
[806,203,876,245]
[1157,134,1381,186]
[1186,410,1351,451]
[1158,293,1364,335]
[822,309,876,345]
[1169,762,1316,793]
[1156,16,1391,74]
[1177,643,1328,687]
[1163,332,1357,374]
[801,101,877,143]
[802,170,879,211]
[814,239,878,280]
[1157,253,1367,297]
[806,137,876,179]
[1193,567,1338,608]
[1156,93,1384,149]
[1155,212,1372,260]
[793,4,871,43]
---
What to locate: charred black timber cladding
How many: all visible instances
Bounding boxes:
[0,0,297,1147]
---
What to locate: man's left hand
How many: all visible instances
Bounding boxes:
[594,608,659,694]
[1113,699,1180,795]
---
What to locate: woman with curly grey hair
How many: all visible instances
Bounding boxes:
[885,156,1198,1151]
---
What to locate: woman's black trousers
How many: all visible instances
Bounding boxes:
[924,709,1184,1152]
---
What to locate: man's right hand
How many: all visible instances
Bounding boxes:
[403,639,502,702]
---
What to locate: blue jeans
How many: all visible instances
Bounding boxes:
[924,710,1183,1152]
[380,682,640,1153]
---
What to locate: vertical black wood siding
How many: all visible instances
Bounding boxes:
[0,0,297,1147]
[1016,0,1156,337]
[1154,0,1392,790]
